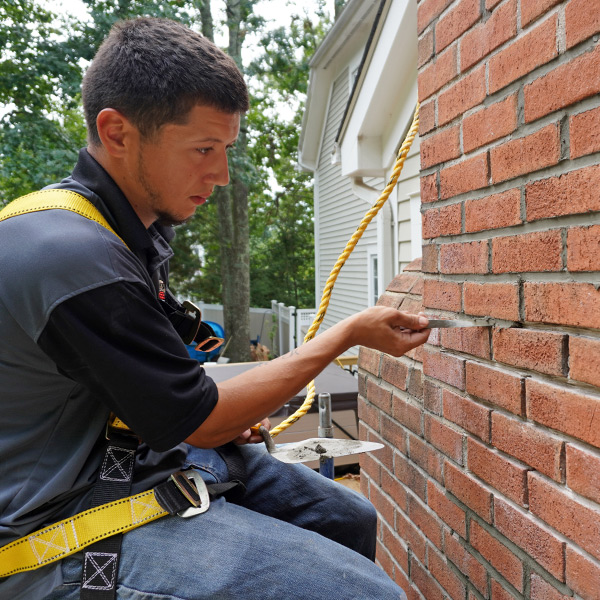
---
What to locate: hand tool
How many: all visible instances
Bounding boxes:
[426,318,493,328]
[257,426,383,464]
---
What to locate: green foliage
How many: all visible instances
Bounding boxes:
[0,0,329,312]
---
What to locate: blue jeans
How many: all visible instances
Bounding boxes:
[44,444,407,599]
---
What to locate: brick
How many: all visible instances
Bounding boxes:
[524,282,600,329]
[494,496,566,580]
[491,579,518,600]
[409,433,444,482]
[445,532,488,594]
[492,411,564,481]
[409,494,443,549]
[565,0,600,49]
[381,414,408,455]
[438,66,486,125]
[424,379,443,414]
[492,229,562,273]
[463,94,518,153]
[440,152,489,199]
[567,224,600,271]
[490,123,560,184]
[395,452,427,501]
[530,573,570,600]
[359,347,381,376]
[418,29,434,68]
[398,508,427,563]
[524,43,600,122]
[529,471,600,561]
[566,546,600,600]
[358,397,380,432]
[444,389,491,440]
[527,378,600,447]
[360,451,381,487]
[467,362,523,415]
[445,461,493,522]
[381,355,409,391]
[366,379,392,413]
[441,327,491,359]
[463,282,520,321]
[418,0,453,34]
[492,327,567,376]
[440,240,489,274]
[428,546,467,599]
[422,244,439,273]
[421,172,438,204]
[424,415,464,465]
[422,203,462,238]
[521,0,561,26]
[369,482,396,527]
[423,349,466,389]
[435,0,481,53]
[419,100,436,135]
[387,273,420,294]
[468,438,528,506]
[569,335,600,387]
[465,189,522,233]
[570,105,600,158]
[392,395,422,435]
[526,164,600,220]
[489,15,558,94]
[460,0,517,71]
[407,367,424,400]
[369,429,395,472]
[418,45,458,102]
[566,444,600,504]
[381,523,410,574]
[410,557,444,600]
[471,520,524,591]
[428,480,466,536]
[423,279,462,312]
[381,467,408,512]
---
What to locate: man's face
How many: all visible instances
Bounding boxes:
[128,104,240,227]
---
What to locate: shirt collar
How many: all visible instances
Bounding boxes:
[69,148,175,268]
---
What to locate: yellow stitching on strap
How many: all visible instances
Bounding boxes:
[0,189,128,248]
[0,491,167,578]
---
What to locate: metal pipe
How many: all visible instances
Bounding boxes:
[318,393,335,479]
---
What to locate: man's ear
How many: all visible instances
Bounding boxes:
[96,108,138,157]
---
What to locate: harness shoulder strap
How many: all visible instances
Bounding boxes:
[0,189,128,248]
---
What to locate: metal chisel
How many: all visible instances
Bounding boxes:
[426,318,492,328]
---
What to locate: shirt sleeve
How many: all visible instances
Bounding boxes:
[37,280,219,451]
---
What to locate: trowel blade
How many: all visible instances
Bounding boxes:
[268,438,384,464]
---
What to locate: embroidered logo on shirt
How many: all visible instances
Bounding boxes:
[158,279,166,300]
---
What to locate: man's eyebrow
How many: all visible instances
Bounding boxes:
[192,137,238,145]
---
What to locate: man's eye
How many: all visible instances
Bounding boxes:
[197,147,212,155]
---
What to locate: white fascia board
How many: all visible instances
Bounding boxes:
[340,0,418,179]
[298,0,381,172]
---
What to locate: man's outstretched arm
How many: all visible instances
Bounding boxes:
[185,307,429,448]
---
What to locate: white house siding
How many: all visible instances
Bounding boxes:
[314,69,381,336]
[393,134,422,273]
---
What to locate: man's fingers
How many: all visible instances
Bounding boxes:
[394,311,429,330]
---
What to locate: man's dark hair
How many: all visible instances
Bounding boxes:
[82,17,249,145]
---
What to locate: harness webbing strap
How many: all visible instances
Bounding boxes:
[0,189,128,248]
[0,490,168,579]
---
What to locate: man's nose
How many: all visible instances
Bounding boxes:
[207,150,230,187]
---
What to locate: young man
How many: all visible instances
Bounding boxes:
[0,18,430,600]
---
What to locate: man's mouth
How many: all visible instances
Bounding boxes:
[190,196,207,206]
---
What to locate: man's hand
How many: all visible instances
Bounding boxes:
[347,307,430,356]
[232,418,271,445]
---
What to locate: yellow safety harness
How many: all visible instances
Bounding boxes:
[0,103,419,580]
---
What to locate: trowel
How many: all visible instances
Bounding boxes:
[426,318,493,328]
[257,426,383,464]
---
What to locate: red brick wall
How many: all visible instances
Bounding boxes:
[358,1,600,598]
